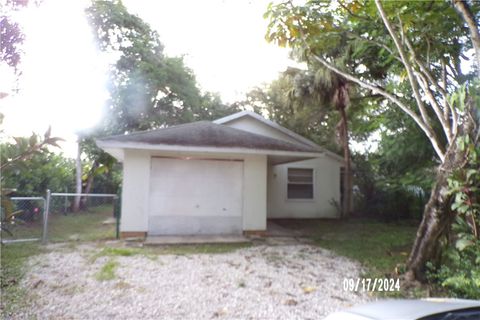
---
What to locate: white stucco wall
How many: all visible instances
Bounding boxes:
[120,149,150,232]
[120,149,268,233]
[267,156,342,219]
[242,155,267,231]
[224,117,303,146]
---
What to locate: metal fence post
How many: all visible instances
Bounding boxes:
[114,194,121,239]
[42,189,51,244]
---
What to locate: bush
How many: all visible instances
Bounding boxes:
[427,134,480,299]
[352,153,429,221]
[427,241,480,299]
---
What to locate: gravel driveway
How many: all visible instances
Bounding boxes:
[13,243,371,319]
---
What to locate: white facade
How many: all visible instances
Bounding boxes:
[119,149,267,234]
[100,111,343,236]
[219,113,343,220]
[267,157,342,218]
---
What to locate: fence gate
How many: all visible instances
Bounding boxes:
[2,191,120,244]
[44,191,119,244]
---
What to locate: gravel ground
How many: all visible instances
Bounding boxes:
[12,243,371,320]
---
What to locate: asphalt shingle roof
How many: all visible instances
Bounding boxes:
[97,121,321,153]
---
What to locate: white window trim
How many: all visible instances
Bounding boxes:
[286,167,315,201]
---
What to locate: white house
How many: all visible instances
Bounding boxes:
[96,111,344,238]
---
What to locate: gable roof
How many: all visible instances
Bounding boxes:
[214,110,344,162]
[97,121,322,154]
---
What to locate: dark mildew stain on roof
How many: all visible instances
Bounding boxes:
[97,121,321,153]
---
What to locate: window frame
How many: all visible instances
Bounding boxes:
[286,167,315,201]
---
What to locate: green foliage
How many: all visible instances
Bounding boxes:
[85,0,236,135]
[95,259,118,281]
[264,0,477,156]
[265,0,471,82]
[243,73,341,152]
[354,113,435,220]
[427,244,480,299]
[353,152,429,221]
[82,0,239,195]
[90,247,143,262]
[0,129,64,172]
[427,83,480,299]
[1,141,75,196]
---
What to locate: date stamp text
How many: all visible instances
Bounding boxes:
[343,278,400,292]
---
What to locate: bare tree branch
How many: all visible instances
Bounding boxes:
[380,4,432,129]
[398,27,454,142]
[375,0,445,159]
[309,53,446,160]
[289,0,447,160]
[453,0,480,78]
[415,71,453,143]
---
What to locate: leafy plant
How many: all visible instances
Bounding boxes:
[0,189,25,237]
[427,114,480,298]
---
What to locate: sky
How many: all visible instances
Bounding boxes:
[0,0,294,157]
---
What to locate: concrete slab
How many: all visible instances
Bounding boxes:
[267,220,302,237]
[144,235,250,246]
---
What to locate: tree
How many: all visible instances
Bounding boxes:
[243,73,341,151]
[265,0,479,280]
[85,0,236,136]
[0,0,28,74]
[0,129,64,172]
[1,139,75,196]
[284,67,353,217]
[79,0,238,207]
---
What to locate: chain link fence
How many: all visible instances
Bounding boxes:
[45,192,119,243]
[1,197,45,243]
[1,192,120,244]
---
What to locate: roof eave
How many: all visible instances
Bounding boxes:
[96,140,324,158]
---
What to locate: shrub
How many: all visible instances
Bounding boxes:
[427,134,480,299]
[427,240,480,299]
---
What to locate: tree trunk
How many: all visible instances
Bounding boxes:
[72,140,82,212]
[338,106,353,218]
[79,161,99,210]
[407,0,479,280]
[406,115,475,280]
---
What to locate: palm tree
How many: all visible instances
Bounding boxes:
[286,67,353,217]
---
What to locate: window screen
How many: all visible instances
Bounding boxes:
[287,168,314,199]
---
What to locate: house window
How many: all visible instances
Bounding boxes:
[287,168,314,199]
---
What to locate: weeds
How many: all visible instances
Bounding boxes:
[95,260,119,281]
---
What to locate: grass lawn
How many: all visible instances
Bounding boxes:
[309,218,424,297]
[313,219,418,276]
[2,204,116,242]
[47,205,116,242]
